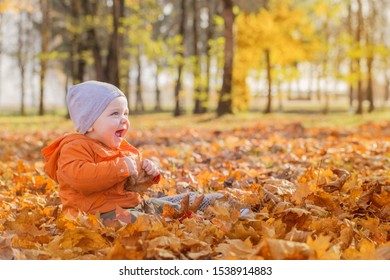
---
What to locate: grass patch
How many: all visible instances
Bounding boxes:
[1,110,389,132]
[0,115,74,131]
[132,110,390,131]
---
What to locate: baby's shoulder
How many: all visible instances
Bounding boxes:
[61,136,98,152]
[61,137,108,161]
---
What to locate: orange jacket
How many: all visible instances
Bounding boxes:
[42,133,160,216]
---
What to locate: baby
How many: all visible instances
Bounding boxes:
[42,81,160,218]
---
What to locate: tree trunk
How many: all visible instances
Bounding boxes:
[69,0,84,84]
[347,2,354,110]
[217,0,234,116]
[20,67,26,116]
[106,0,124,87]
[323,90,329,114]
[17,9,27,115]
[174,0,186,117]
[287,78,292,100]
[192,0,201,114]
[264,49,272,114]
[65,75,70,118]
[321,19,329,115]
[82,1,104,81]
[307,64,314,100]
[355,0,363,114]
[192,0,205,114]
[204,0,217,113]
[78,1,124,87]
[366,57,374,113]
[38,0,50,116]
[124,53,132,111]
[316,66,322,102]
[277,79,283,112]
[365,1,375,113]
[385,76,390,103]
[67,0,86,119]
[135,45,144,112]
[154,61,162,111]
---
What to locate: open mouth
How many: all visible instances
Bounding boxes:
[115,129,124,138]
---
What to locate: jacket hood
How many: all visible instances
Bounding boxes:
[42,133,138,182]
[41,133,87,182]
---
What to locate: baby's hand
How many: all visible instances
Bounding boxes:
[142,159,159,178]
[124,155,158,193]
[124,156,139,178]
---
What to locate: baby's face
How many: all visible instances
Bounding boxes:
[86,96,129,148]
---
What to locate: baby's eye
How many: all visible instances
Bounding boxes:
[111,112,119,116]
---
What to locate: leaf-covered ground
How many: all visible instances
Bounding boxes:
[0,118,389,260]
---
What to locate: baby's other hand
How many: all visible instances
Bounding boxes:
[142,159,159,177]
[124,156,139,177]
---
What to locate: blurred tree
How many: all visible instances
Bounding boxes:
[38,0,50,116]
[15,1,35,115]
[192,0,204,114]
[354,0,363,114]
[145,37,164,111]
[81,1,104,81]
[56,0,89,86]
[336,0,361,112]
[0,0,15,108]
[263,0,271,114]
[107,0,124,87]
[191,0,219,114]
[208,20,225,107]
[121,0,162,112]
[147,0,186,112]
[145,34,183,112]
[134,43,144,112]
[234,0,315,113]
[376,0,390,105]
[173,0,186,116]
[217,0,234,116]
[364,0,376,113]
[311,0,338,114]
[81,0,124,87]
[347,0,354,110]
[66,0,86,85]
[318,2,330,114]
[204,0,220,113]
[378,2,390,104]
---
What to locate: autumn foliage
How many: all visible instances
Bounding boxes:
[0,120,389,260]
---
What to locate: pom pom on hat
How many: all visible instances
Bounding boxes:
[66,80,126,134]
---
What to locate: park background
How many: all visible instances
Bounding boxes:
[0,0,389,116]
[0,0,389,261]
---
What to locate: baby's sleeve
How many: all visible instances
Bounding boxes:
[57,143,129,194]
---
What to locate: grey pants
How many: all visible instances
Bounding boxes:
[100,192,224,222]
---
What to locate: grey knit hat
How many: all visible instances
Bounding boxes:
[66,80,126,134]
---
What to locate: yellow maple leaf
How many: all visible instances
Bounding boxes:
[307,235,339,260]
[215,238,262,260]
